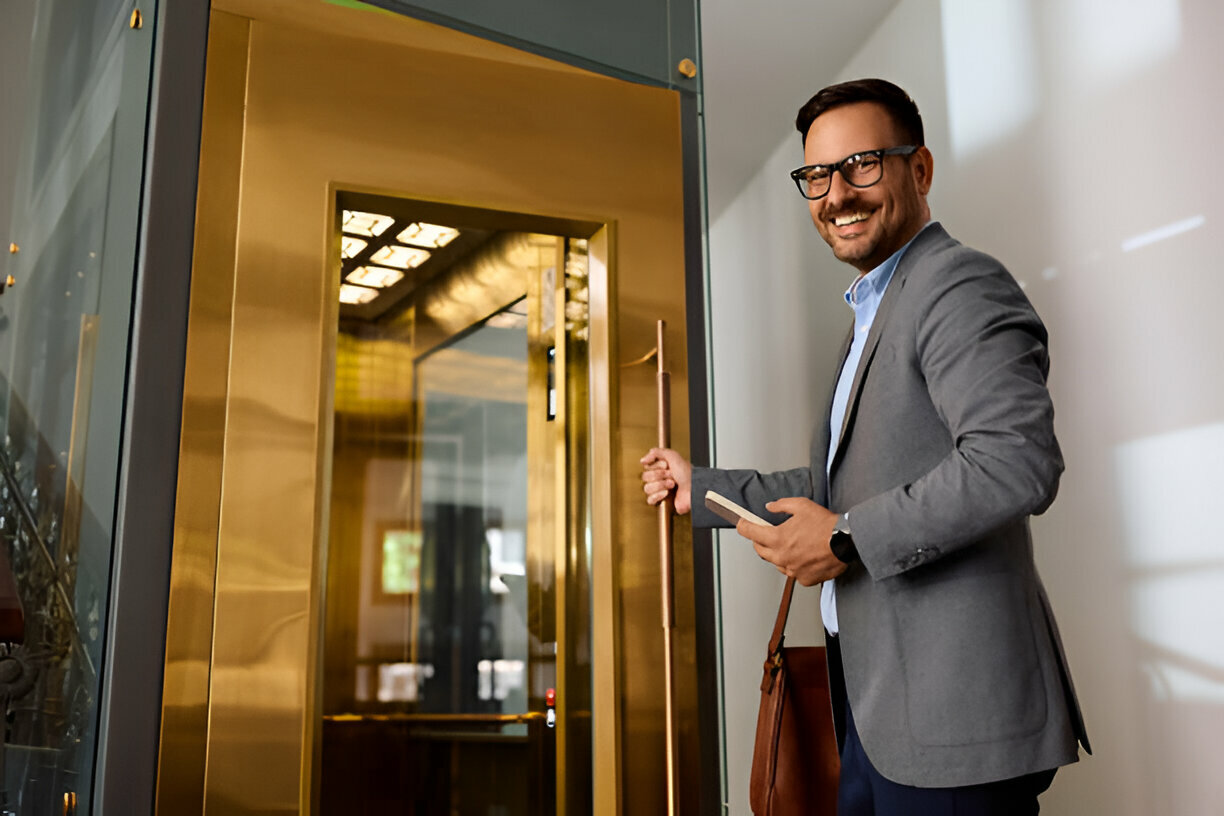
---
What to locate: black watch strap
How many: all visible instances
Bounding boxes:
[830,512,858,563]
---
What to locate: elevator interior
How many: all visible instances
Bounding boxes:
[321,193,594,813]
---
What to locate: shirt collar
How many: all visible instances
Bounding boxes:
[845,220,936,306]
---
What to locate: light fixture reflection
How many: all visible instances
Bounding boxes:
[341,235,368,259]
[346,265,404,289]
[339,284,379,305]
[397,222,460,248]
[370,244,431,270]
[342,210,395,237]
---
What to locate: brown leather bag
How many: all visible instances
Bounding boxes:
[749,577,840,816]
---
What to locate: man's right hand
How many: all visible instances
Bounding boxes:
[640,447,692,515]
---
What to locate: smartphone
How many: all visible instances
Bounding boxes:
[703,490,773,527]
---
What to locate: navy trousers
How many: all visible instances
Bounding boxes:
[828,636,1057,816]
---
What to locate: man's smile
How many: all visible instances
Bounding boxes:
[832,211,872,227]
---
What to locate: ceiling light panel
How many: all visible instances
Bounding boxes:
[339,284,379,305]
[346,265,405,289]
[370,244,431,270]
[397,222,460,249]
[341,235,368,259]
[343,210,396,238]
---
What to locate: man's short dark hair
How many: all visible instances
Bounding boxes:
[795,78,924,147]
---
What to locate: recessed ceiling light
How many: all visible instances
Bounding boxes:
[341,235,368,259]
[370,244,431,270]
[343,210,395,238]
[346,265,405,289]
[397,222,460,249]
[339,284,379,305]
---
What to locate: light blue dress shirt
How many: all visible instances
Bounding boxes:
[821,223,933,635]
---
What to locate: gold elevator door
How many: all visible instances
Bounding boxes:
[158,2,699,814]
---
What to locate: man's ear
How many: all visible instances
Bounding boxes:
[913,145,934,195]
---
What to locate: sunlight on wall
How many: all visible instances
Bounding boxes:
[1120,214,1205,253]
[1054,0,1182,91]
[939,0,1039,159]
[1115,423,1224,704]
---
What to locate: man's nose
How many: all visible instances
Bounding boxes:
[825,169,855,208]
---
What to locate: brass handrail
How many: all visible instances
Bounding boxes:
[324,711,545,724]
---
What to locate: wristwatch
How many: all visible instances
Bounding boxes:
[829,512,858,564]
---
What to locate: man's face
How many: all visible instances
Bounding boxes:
[802,102,933,273]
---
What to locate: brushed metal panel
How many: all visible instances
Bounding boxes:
[155,11,251,815]
[170,2,694,812]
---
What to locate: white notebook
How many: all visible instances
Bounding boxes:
[703,490,773,527]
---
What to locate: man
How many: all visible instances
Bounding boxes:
[641,79,1089,815]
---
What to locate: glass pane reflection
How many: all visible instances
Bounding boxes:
[0,1,156,812]
[415,315,529,717]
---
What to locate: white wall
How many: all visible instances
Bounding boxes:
[708,0,1224,813]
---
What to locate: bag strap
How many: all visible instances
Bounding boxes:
[760,576,797,692]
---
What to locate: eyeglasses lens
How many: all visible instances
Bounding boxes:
[796,153,886,199]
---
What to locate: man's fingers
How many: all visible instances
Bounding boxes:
[736,518,776,545]
[640,447,666,465]
[765,496,813,516]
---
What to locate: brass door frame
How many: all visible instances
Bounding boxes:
[158,1,696,813]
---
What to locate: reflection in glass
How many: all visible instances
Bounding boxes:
[0,1,156,812]
[415,313,529,717]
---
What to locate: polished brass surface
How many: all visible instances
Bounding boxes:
[587,225,624,816]
[655,320,679,815]
[130,9,143,29]
[324,712,546,724]
[155,11,251,814]
[677,58,698,78]
[525,236,561,814]
[560,238,595,816]
[7,243,16,254]
[165,1,694,812]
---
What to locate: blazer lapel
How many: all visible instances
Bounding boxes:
[831,224,951,470]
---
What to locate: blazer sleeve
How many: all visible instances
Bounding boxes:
[849,251,1064,580]
[690,465,814,528]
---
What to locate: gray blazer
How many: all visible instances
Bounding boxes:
[693,223,1090,787]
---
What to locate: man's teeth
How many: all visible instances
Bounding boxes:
[833,213,870,227]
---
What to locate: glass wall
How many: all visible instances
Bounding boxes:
[358,0,700,90]
[0,0,156,812]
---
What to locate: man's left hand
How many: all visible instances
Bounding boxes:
[735,497,848,586]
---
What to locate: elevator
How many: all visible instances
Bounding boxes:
[156,1,700,812]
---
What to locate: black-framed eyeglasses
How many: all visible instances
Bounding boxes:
[789,145,919,200]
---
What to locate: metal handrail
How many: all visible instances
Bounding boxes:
[0,451,94,678]
[324,711,545,724]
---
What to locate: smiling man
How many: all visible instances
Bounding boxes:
[641,79,1090,815]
